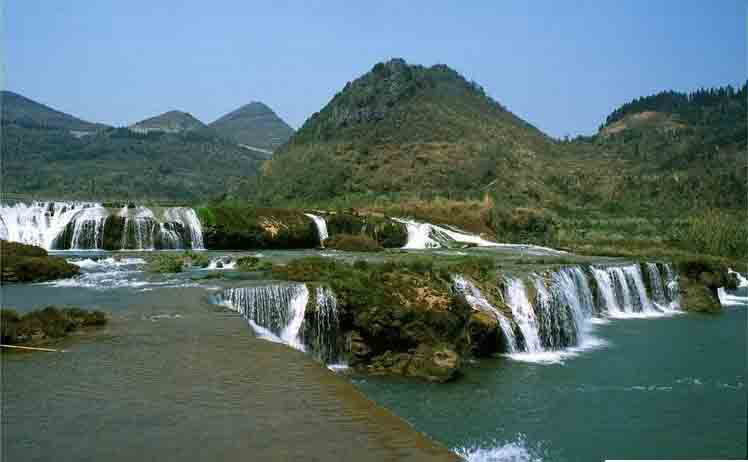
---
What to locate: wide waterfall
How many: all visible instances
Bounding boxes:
[304,213,329,246]
[215,284,343,364]
[455,263,681,363]
[0,201,204,250]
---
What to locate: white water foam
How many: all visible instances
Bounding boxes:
[393,217,566,255]
[454,434,546,462]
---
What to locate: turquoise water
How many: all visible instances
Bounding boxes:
[2,251,746,461]
[354,306,747,460]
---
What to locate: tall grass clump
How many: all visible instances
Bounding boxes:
[673,210,747,258]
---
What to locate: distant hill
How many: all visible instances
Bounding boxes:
[259,58,554,202]
[549,83,747,215]
[209,102,294,151]
[2,93,263,201]
[130,110,206,134]
[1,90,107,134]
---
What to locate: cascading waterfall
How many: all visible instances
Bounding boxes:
[645,263,667,305]
[623,265,657,313]
[0,202,97,249]
[452,275,518,353]
[69,205,109,249]
[0,201,205,250]
[215,284,343,363]
[497,263,681,361]
[392,217,566,255]
[504,278,544,352]
[162,207,204,250]
[301,287,342,363]
[591,263,680,316]
[216,284,310,350]
[304,213,329,246]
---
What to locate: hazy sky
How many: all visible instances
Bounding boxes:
[5,1,745,138]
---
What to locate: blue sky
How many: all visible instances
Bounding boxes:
[5,1,745,138]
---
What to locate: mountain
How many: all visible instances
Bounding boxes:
[258,58,554,202]
[130,110,206,133]
[1,90,107,134]
[554,84,747,213]
[2,93,264,201]
[209,102,294,151]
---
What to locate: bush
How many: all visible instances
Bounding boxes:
[491,207,557,245]
[325,234,383,252]
[1,306,108,346]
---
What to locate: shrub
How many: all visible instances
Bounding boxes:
[325,234,383,252]
[1,306,108,346]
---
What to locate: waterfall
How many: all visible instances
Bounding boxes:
[304,213,329,246]
[728,268,748,287]
[216,284,309,351]
[393,218,500,249]
[69,205,109,249]
[0,201,205,250]
[504,278,543,352]
[0,201,97,249]
[645,263,667,305]
[301,287,342,363]
[392,217,565,255]
[592,264,680,316]
[163,207,204,249]
[623,265,657,313]
[499,263,681,362]
[215,284,343,363]
[394,218,441,249]
[452,275,518,353]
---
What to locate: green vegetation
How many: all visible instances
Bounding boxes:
[1,90,106,132]
[1,306,107,347]
[670,210,747,259]
[130,110,206,133]
[1,240,80,282]
[272,255,506,381]
[236,256,273,271]
[146,251,211,273]
[258,59,551,203]
[198,204,317,249]
[325,234,383,252]
[209,102,294,151]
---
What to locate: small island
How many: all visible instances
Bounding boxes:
[1,306,108,349]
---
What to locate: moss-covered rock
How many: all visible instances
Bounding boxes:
[271,256,512,382]
[1,240,80,283]
[675,259,734,312]
[200,206,318,249]
[465,310,501,357]
[324,212,408,248]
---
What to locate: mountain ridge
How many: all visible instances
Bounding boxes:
[1,90,107,133]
